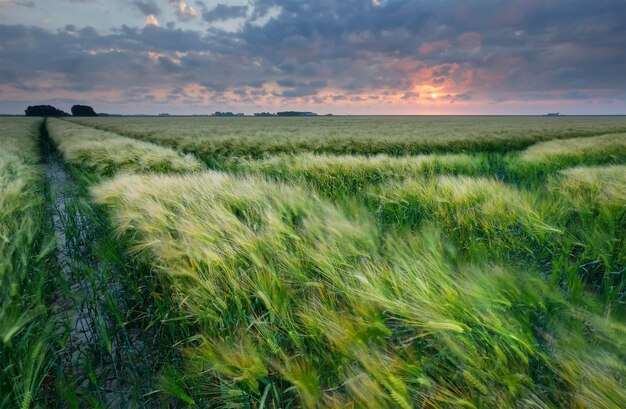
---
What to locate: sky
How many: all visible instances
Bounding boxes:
[0,0,624,115]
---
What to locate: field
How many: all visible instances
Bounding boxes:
[1,116,625,408]
[71,116,626,162]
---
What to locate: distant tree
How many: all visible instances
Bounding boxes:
[71,105,98,116]
[25,105,69,117]
[212,112,245,117]
[276,111,317,117]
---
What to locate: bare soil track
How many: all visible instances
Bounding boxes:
[40,120,149,408]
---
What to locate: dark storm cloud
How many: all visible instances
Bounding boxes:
[133,1,161,16]
[0,0,624,111]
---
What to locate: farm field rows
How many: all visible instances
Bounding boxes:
[71,115,626,162]
[1,116,625,408]
[47,119,205,177]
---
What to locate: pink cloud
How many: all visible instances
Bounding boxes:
[145,15,159,26]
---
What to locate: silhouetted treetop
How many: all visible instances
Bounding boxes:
[25,105,69,117]
[71,105,98,116]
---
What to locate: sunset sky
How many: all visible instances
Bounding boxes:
[0,0,624,115]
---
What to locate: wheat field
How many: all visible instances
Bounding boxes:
[1,116,624,408]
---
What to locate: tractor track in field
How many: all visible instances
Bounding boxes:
[40,120,146,408]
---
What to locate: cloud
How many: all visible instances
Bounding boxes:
[276,79,327,98]
[133,1,161,16]
[0,0,624,114]
[202,3,248,22]
[401,91,420,100]
[418,40,450,55]
[276,78,295,87]
[457,32,481,49]
[169,0,197,21]
[145,15,159,26]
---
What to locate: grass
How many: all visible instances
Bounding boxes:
[519,133,626,166]
[373,173,625,307]
[5,115,625,407]
[549,164,626,209]
[227,151,623,308]
[545,165,626,305]
[370,175,558,254]
[0,117,54,409]
[229,152,491,197]
[507,132,626,183]
[47,119,204,176]
[93,170,626,408]
[70,116,626,162]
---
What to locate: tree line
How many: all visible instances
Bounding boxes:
[25,104,97,117]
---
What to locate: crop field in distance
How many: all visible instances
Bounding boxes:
[1,115,625,408]
[71,115,626,161]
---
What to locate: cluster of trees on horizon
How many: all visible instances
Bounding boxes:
[25,104,97,117]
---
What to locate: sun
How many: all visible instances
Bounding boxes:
[414,84,441,100]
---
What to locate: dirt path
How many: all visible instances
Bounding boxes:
[41,120,140,408]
